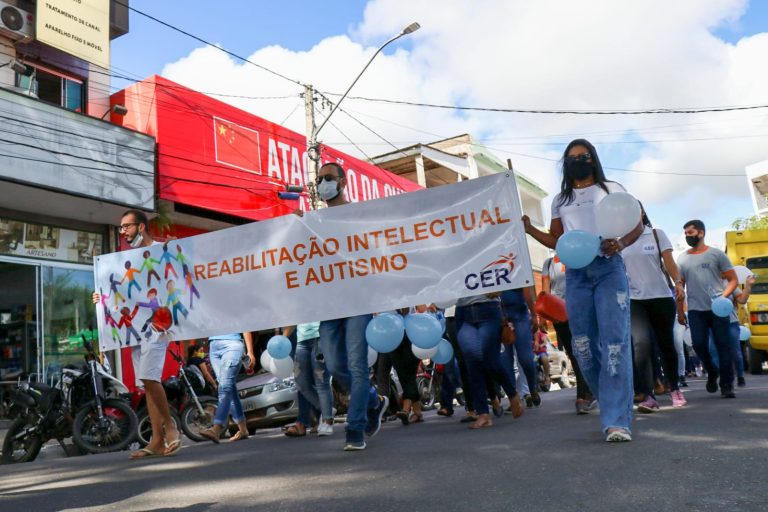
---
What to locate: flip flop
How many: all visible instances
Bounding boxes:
[409,414,424,424]
[130,447,164,459]
[229,431,249,442]
[164,439,182,456]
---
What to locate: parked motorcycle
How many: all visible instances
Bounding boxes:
[417,359,442,410]
[1,337,137,464]
[133,346,217,446]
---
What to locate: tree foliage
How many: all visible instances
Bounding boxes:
[731,215,768,231]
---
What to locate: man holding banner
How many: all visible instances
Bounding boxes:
[314,162,389,451]
[93,210,182,459]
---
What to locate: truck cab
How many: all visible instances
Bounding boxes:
[726,229,768,374]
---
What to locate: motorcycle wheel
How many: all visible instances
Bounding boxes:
[180,398,218,443]
[1,417,44,464]
[72,399,138,454]
[418,377,436,410]
[136,407,181,448]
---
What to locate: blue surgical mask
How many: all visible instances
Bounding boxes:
[317,179,339,201]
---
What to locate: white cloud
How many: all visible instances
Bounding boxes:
[159,0,765,239]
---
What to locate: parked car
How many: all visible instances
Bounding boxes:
[233,371,298,434]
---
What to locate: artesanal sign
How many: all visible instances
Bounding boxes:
[36,0,110,69]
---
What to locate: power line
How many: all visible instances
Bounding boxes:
[327,93,768,116]
[112,0,305,88]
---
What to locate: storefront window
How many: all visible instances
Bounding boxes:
[42,266,97,380]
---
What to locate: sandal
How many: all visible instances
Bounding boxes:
[164,438,182,456]
[229,430,249,442]
[284,424,307,437]
[200,428,220,444]
[409,413,424,424]
[130,447,164,459]
[459,414,479,423]
[469,415,492,429]
[436,408,453,417]
[396,410,410,426]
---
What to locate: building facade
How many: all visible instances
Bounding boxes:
[0,1,157,387]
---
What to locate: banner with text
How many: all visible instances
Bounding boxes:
[94,173,533,351]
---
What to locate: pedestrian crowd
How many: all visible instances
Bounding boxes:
[98,138,751,456]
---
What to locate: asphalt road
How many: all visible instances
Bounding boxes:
[1,375,767,512]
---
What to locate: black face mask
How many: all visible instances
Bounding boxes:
[565,160,594,181]
[685,235,701,248]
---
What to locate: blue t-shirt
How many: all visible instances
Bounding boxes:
[209,333,243,341]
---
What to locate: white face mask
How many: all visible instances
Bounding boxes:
[129,232,144,248]
[318,179,340,201]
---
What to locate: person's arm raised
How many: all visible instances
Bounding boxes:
[523,216,563,250]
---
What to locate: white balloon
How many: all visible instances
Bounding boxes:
[733,265,753,283]
[412,344,438,360]
[260,350,273,370]
[269,356,294,379]
[367,346,379,367]
[595,192,642,239]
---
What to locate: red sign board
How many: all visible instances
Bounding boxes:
[111,76,421,221]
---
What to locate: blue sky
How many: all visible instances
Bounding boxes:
[111,1,768,247]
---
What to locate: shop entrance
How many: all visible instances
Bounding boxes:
[0,261,39,381]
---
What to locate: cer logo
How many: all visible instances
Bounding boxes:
[464,252,515,290]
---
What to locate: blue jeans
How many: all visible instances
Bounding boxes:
[209,338,245,425]
[729,322,744,378]
[294,337,334,424]
[688,310,735,389]
[440,357,461,413]
[456,302,517,415]
[501,304,537,394]
[565,255,634,433]
[319,314,378,433]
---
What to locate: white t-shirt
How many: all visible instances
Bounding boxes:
[551,182,626,234]
[622,227,674,300]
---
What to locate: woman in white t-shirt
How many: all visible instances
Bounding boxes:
[622,206,687,413]
[524,139,643,442]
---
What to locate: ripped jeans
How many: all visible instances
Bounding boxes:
[565,255,634,433]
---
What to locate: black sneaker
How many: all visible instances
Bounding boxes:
[530,390,541,407]
[679,376,688,388]
[737,376,746,387]
[705,375,719,393]
[365,395,389,437]
[721,386,736,399]
[343,430,366,451]
[524,394,533,408]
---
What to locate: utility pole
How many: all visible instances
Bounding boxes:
[304,84,319,210]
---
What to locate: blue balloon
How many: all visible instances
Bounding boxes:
[739,325,751,341]
[711,297,733,318]
[556,230,600,269]
[432,339,454,364]
[405,313,442,349]
[267,335,292,360]
[366,314,405,353]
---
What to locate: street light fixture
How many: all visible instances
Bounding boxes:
[100,104,128,120]
[314,22,421,139]
[305,21,420,208]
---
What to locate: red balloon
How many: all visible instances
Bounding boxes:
[535,292,568,323]
[152,307,173,332]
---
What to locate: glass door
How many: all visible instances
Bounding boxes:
[0,259,40,382]
[40,264,97,382]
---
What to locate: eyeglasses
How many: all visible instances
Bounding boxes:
[565,153,592,163]
[316,174,340,184]
[119,222,139,232]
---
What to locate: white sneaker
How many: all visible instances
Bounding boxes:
[318,422,334,436]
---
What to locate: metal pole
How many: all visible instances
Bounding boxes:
[304,84,319,210]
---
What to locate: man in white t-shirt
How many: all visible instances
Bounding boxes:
[93,210,181,458]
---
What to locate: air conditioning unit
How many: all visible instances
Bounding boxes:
[0,1,34,43]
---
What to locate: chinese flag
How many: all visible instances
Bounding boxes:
[213,117,262,173]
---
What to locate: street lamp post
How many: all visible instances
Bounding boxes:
[304,22,420,209]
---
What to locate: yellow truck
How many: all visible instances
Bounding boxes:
[726,229,768,374]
